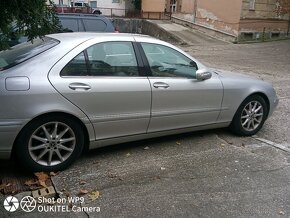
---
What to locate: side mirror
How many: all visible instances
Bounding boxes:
[196,69,212,81]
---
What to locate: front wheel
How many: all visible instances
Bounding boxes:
[15,115,84,172]
[230,95,268,136]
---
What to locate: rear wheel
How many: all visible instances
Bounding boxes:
[15,115,84,172]
[230,95,268,136]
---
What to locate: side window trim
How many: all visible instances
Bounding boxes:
[83,49,91,76]
[78,19,85,32]
[135,42,152,77]
[60,51,88,77]
[132,42,149,77]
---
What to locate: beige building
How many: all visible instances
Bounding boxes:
[142,0,194,13]
[142,0,165,12]
[142,0,290,41]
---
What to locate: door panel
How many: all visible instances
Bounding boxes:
[53,77,151,139]
[148,76,223,132]
[139,42,223,132]
[49,41,151,140]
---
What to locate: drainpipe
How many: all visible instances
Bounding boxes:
[287,12,290,36]
[193,0,197,23]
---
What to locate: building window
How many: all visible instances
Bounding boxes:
[112,0,120,3]
[249,0,256,10]
[170,0,177,12]
[90,1,97,8]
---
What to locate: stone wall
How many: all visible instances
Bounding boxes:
[241,0,289,20]
[112,18,181,43]
[239,0,290,41]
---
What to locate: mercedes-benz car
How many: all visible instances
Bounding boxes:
[0,33,279,171]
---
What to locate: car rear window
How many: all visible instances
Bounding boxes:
[59,18,79,32]
[0,37,58,71]
[83,19,107,32]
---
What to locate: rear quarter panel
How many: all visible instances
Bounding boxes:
[0,40,96,151]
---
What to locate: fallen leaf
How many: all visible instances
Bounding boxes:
[0,184,6,190]
[79,181,87,185]
[78,189,89,195]
[0,183,12,190]
[35,172,49,180]
[68,202,73,209]
[64,191,71,197]
[89,191,100,201]
[39,181,47,188]
[108,173,117,178]
[24,179,38,186]
[34,172,49,188]
[49,172,57,176]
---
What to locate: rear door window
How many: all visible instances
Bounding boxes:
[61,41,139,77]
[83,19,107,32]
[59,18,79,32]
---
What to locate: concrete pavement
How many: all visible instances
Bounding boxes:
[148,20,228,45]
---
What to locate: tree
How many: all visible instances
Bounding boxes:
[131,0,141,10]
[0,0,61,50]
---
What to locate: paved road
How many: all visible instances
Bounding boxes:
[1,38,290,218]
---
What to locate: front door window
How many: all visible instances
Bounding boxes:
[141,42,197,78]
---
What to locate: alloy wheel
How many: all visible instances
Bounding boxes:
[240,101,264,132]
[28,122,76,166]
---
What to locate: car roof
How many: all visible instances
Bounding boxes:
[56,14,115,32]
[57,14,107,19]
[48,32,159,44]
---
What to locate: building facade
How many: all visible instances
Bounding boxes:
[141,0,290,42]
[53,0,134,16]
[238,0,289,41]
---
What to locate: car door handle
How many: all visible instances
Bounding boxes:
[153,82,169,89]
[69,83,91,90]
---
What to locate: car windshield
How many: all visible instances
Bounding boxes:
[0,37,59,71]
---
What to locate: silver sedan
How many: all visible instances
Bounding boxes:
[0,33,279,171]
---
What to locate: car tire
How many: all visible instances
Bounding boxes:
[230,95,268,136]
[15,115,84,172]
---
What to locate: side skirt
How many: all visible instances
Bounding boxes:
[89,122,231,150]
